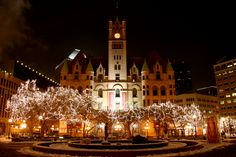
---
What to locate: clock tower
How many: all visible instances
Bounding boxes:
[108,16,127,80]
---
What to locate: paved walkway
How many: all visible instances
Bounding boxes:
[1,137,235,157]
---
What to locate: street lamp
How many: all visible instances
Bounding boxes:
[144,121,150,138]
[193,115,197,139]
[8,119,12,139]
[114,121,122,139]
[38,116,43,137]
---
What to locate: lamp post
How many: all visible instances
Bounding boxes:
[144,121,150,138]
[8,119,12,139]
[114,121,122,139]
[38,116,43,137]
[193,115,197,139]
[20,120,27,137]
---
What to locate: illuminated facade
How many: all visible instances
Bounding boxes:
[0,71,22,134]
[0,61,59,135]
[175,93,219,117]
[214,57,236,117]
[59,17,175,110]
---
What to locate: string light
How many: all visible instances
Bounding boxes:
[16,61,59,85]
[6,80,202,137]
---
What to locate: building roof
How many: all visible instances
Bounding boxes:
[56,49,172,76]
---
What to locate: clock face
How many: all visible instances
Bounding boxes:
[114,33,120,39]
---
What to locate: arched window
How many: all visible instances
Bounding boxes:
[115,89,120,97]
[153,86,158,96]
[161,86,166,96]
[98,88,103,97]
[133,88,137,97]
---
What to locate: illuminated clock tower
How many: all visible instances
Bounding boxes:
[108,17,127,80]
[106,16,128,111]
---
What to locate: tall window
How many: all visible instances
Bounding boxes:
[156,72,161,80]
[115,74,120,81]
[74,72,79,80]
[115,89,120,97]
[118,64,121,70]
[98,88,103,97]
[153,86,158,96]
[161,86,166,96]
[133,88,137,97]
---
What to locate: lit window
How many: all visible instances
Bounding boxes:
[227,64,232,68]
[227,100,232,104]
[232,93,236,97]
[229,70,233,73]
[220,101,225,104]
[219,89,224,93]
[226,94,231,98]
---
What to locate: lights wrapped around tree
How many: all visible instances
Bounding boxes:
[6,80,202,138]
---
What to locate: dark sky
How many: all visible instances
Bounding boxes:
[1,0,236,89]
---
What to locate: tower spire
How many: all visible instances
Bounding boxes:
[116,0,119,9]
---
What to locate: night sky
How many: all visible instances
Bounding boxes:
[0,0,236,89]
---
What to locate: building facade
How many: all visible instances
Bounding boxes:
[172,61,193,95]
[0,71,22,134]
[59,17,176,110]
[0,61,59,135]
[175,93,219,117]
[214,57,236,117]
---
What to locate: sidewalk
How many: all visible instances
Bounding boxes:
[0,136,12,143]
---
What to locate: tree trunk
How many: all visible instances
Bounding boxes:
[82,122,86,138]
[126,123,132,138]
